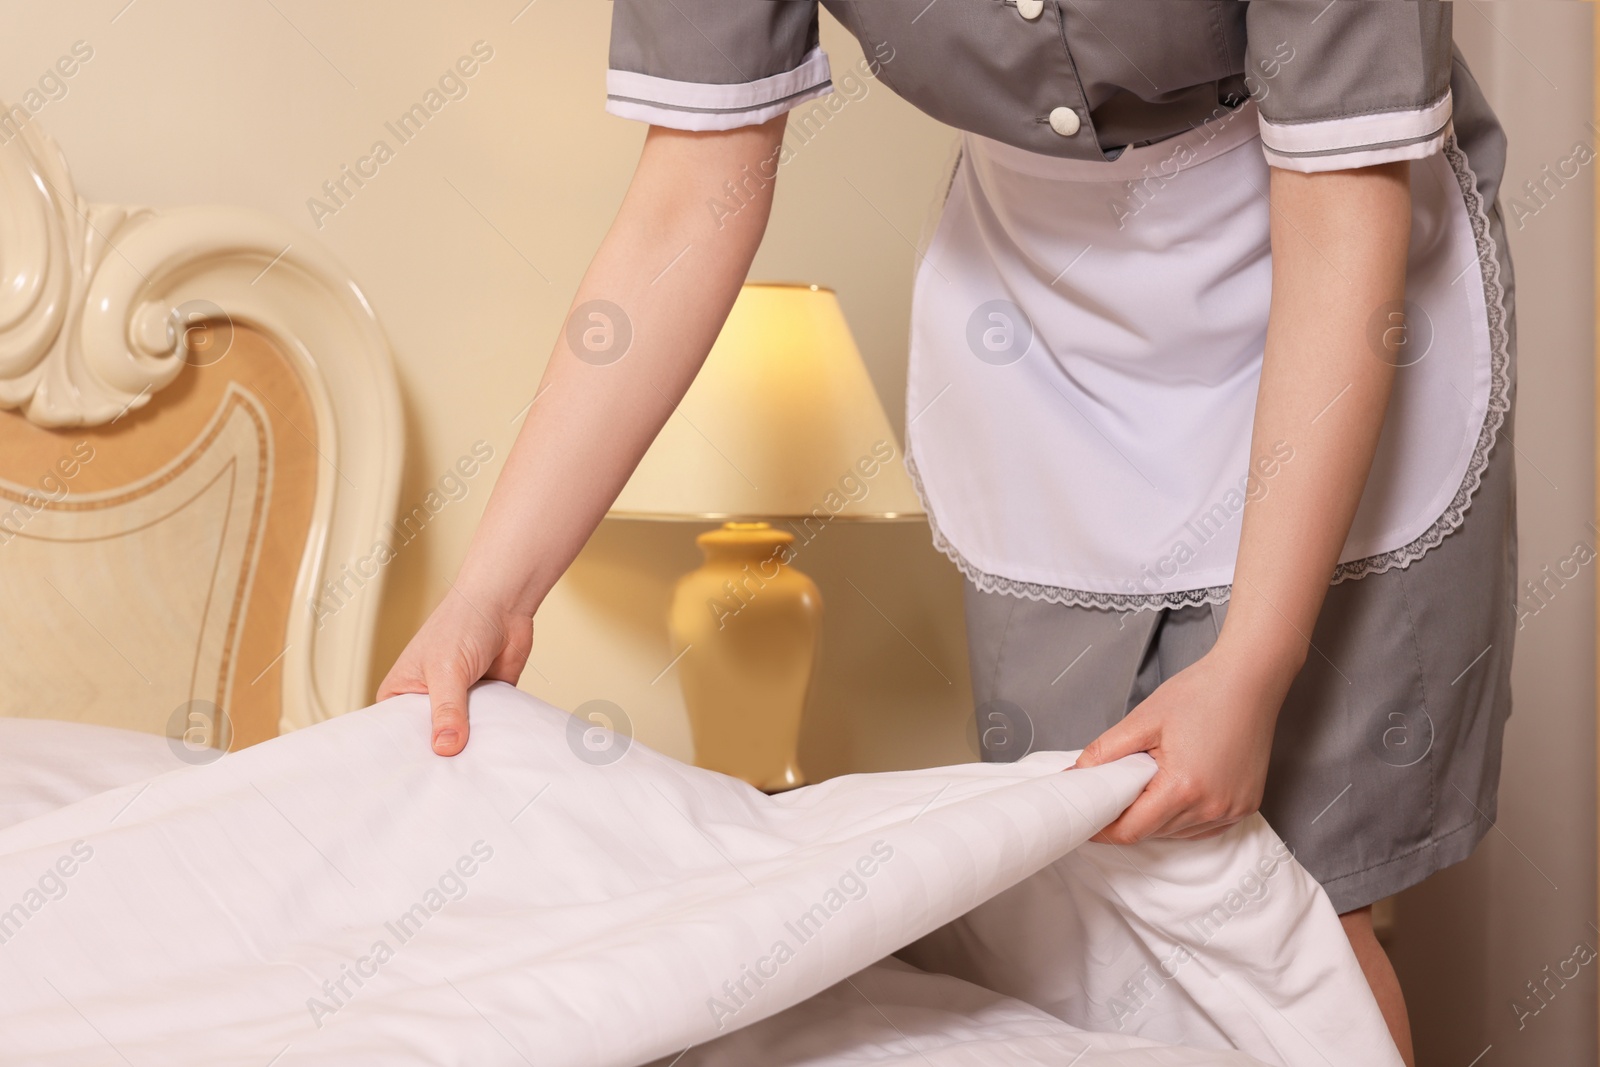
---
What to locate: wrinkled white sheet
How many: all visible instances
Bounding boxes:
[0,683,1400,1066]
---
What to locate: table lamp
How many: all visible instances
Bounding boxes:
[608,283,923,792]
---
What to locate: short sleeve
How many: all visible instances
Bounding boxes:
[606,0,832,131]
[1245,0,1454,173]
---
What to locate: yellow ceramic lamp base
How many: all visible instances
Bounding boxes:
[668,522,821,792]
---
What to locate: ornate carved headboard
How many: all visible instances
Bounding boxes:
[0,110,402,751]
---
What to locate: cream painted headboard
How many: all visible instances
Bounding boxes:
[0,108,402,750]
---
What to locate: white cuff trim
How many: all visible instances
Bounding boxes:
[1258,88,1452,161]
[606,46,832,131]
[1263,122,1451,173]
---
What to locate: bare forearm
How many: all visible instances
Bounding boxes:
[1217,162,1412,688]
[1077,162,1416,841]
[456,118,786,615]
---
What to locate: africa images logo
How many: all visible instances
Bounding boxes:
[305,841,495,1028]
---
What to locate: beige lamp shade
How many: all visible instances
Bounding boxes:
[609,283,924,522]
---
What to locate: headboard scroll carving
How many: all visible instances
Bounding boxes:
[1,108,184,426]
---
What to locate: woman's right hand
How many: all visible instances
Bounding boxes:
[377,583,534,756]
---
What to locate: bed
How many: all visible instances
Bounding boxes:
[0,683,1400,1066]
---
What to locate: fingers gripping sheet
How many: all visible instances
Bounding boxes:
[0,683,1399,1065]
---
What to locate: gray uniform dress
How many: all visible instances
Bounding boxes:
[607,0,1515,915]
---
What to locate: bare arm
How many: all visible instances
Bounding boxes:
[380,116,788,754]
[1076,161,1412,842]
[1222,162,1412,678]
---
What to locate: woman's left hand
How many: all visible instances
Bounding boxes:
[1071,644,1295,843]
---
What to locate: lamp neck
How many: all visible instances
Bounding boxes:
[694,521,795,564]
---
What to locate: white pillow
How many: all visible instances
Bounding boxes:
[0,716,183,831]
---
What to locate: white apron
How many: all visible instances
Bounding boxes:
[905,99,1507,610]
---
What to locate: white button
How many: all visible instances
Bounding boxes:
[1048,106,1081,137]
[1017,0,1044,19]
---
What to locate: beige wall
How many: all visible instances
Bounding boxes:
[3,1,1594,1060]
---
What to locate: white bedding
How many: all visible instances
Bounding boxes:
[0,683,1401,1065]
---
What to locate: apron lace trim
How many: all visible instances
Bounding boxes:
[906,132,1512,613]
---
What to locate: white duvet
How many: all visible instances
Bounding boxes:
[0,683,1401,1066]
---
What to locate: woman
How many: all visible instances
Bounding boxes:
[381,3,1514,1060]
